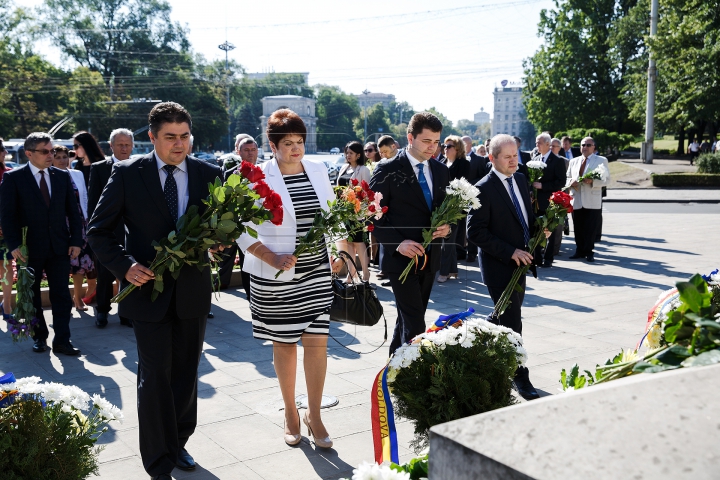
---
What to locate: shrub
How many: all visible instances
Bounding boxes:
[696,153,720,174]
[555,128,634,154]
[651,173,720,187]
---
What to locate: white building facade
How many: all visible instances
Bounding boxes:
[355,92,396,111]
[259,95,318,154]
[491,84,535,148]
[474,108,490,125]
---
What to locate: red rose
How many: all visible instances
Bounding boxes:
[367,190,375,201]
[367,224,375,232]
[368,204,376,212]
[550,191,573,212]
[253,180,271,198]
[357,189,366,200]
[361,180,370,191]
[381,206,388,214]
[263,191,282,210]
[270,207,284,226]
[240,161,265,183]
[351,178,359,186]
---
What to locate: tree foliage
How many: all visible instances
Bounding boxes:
[354,104,391,143]
[315,85,360,150]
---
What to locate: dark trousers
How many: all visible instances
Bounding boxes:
[455,216,467,259]
[96,260,131,323]
[439,226,458,276]
[466,217,478,259]
[217,245,251,300]
[132,294,208,476]
[387,257,436,355]
[486,274,526,335]
[533,209,558,264]
[572,208,602,256]
[29,254,72,345]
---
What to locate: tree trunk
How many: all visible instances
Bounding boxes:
[677,125,685,156]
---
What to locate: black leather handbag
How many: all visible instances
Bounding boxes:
[329,251,383,327]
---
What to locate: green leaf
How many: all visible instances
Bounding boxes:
[226,174,240,187]
[632,361,680,374]
[220,211,234,221]
[246,226,258,238]
[214,186,226,203]
[681,349,720,367]
[677,281,703,312]
[217,219,237,234]
[560,368,568,389]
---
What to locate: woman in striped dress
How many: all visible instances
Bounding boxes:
[236,109,340,449]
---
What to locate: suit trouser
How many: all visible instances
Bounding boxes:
[387,256,436,355]
[486,274,526,335]
[572,208,602,256]
[466,217,478,258]
[217,245,251,300]
[533,209,558,264]
[29,254,72,345]
[133,292,207,476]
[439,227,459,276]
[455,216,467,258]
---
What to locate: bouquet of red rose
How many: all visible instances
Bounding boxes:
[274,178,385,278]
[491,191,573,318]
[113,161,282,303]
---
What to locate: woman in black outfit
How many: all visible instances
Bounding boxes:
[438,135,470,283]
[72,131,106,188]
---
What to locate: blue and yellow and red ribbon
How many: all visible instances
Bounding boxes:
[371,308,476,464]
[0,372,17,408]
[637,288,679,349]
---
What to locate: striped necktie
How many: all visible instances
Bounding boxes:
[506,177,530,246]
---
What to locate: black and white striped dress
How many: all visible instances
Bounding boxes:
[250,172,333,343]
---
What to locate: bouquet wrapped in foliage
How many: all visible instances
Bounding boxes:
[113,162,282,303]
[398,178,480,283]
[560,271,720,391]
[565,163,608,192]
[0,373,122,479]
[491,191,573,319]
[5,227,38,342]
[525,159,547,212]
[342,455,428,480]
[274,178,385,278]
[374,311,527,452]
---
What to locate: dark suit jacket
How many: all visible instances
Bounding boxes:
[87,153,222,321]
[533,152,567,211]
[467,152,491,185]
[369,150,449,274]
[446,156,471,183]
[467,171,535,288]
[517,150,531,181]
[88,159,125,244]
[0,165,83,257]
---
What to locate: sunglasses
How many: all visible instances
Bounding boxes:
[364,148,376,153]
[28,148,53,155]
[442,145,454,149]
[581,143,594,147]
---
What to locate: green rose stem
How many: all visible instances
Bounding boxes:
[11,227,37,341]
[112,175,272,303]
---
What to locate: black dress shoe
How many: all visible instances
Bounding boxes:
[120,317,133,327]
[151,475,171,480]
[586,253,595,262]
[207,311,214,319]
[376,272,386,280]
[53,342,80,356]
[514,367,540,401]
[569,252,584,259]
[32,339,47,353]
[539,261,552,268]
[176,448,196,471]
[466,256,477,263]
[95,312,108,328]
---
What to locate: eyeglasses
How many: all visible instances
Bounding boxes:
[364,148,376,153]
[581,143,594,147]
[28,148,53,155]
[442,145,454,149]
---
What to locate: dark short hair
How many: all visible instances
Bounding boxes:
[561,136,572,143]
[52,144,69,155]
[377,135,396,149]
[24,132,53,151]
[513,136,522,145]
[266,109,307,147]
[73,131,106,163]
[237,137,257,148]
[407,112,443,138]
[149,101,192,136]
[344,141,366,166]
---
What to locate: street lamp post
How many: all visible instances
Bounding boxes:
[219,41,236,153]
[642,0,659,164]
[362,89,370,142]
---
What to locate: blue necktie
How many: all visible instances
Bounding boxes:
[163,164,178,223]
[506,177,530,246]
[417,163,433,211]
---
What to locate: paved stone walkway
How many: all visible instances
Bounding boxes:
[1,205,719,479]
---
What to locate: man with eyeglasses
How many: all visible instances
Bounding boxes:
[0,132,84,355]
[89,128,135,328]
[565,137,610,262]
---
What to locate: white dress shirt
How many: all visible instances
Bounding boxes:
[28,162,52,197]
[492,166,528,227]
[540,151,550,163]
[154,153,189,218]
[111,155,120,163]
[406,150,433,196]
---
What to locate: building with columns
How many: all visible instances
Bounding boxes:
[474,108,490,125]
[259,95,318,154]
[355,92,396,111]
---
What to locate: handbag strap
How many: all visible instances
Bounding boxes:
[329,250,388,354]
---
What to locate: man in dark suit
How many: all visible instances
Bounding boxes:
[467,133,540,401]
[513,136,531,181]
[88,103,221,480]
[370,112,450,355]
[561,136,581,161]
[531,133,567,267]
[88,128,134,328]
[0,132,83,355]
[465,150,491,263]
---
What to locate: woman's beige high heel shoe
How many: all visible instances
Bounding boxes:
[284,409,302,446]
[303,411,333,449]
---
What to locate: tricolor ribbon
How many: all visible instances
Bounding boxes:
[636,288,679,350]
[0,372,17,408]
[413,253,428,274]
[371,308,476,464]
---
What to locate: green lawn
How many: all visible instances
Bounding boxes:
[630,135,685,151]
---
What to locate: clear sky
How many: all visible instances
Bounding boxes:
[26,0,555,124]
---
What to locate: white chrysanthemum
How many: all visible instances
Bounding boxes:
[595,164,609,181]
[644,323,662,349]
[526,160,547,170]
[41,382,68,404]
[351,461,410,480]
[65,385,91,411]
[92,394,124,424]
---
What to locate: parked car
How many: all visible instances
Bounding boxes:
[329,147,340,154]
[318,160,338,183]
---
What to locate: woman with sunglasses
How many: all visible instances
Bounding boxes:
[52,145,96,311]
[0,138,14,319]
[336,141,372,282]
[72,131,106,188]
[363,142,381,168]
[438,135,470,283]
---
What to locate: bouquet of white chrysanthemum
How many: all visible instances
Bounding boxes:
[398,178,480,283]
[577,163,608,183]
[0,373,123,479]
[526,159,547,212]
